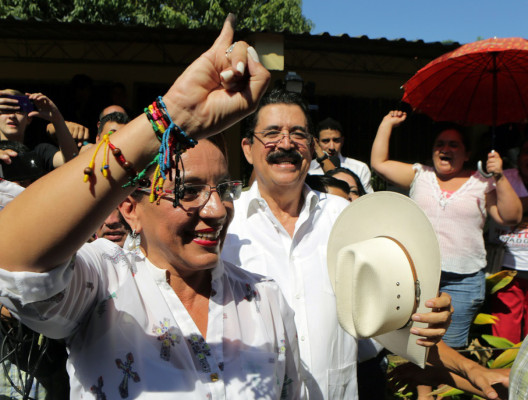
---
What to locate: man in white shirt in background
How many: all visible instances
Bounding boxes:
[222,88,451,399]
[308,117,373,193]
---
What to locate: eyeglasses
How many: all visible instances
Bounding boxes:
[253,129,312,147]
[136,180,243,208]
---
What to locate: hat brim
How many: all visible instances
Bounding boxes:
[327,191,441,368]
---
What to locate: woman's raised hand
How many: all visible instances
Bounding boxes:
[162,14,271,139]
[380,110,407,128]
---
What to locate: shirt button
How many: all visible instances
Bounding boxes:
[295,294,301,299]
[210,373,219,382]
[301,336,305,341]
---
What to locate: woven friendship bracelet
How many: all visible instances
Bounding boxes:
[137,96,197,203]
[83,130,137,183]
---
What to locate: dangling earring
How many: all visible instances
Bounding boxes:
[127,229,140,250]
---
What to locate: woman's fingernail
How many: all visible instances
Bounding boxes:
[220,70,234,82]
[412,314,421,321]
[425,301,434,307]
[237,61,245,74]
[410,328,419,335]
[247,46,259,63]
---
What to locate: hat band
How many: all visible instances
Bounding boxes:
[378,235,421,329]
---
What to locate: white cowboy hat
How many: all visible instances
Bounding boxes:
[327,191,441,368]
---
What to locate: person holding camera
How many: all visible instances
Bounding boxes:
[0,90,78,175]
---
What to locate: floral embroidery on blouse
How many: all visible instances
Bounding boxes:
[90,376,107,400]
[97,292,117,317]
[102,247,136,275]
[153,318,181,361]
[115,352,140,398]
[277,339,287,362]
[188,334,211,373]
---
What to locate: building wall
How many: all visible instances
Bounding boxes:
[0,20,464,182]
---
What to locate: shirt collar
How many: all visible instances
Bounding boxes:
[246,181,320,217]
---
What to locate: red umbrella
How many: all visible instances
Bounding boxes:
[402,37,528,127]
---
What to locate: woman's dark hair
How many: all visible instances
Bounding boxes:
[130,134,228,202]
[97,112,131,136]
[432,122,471,152]
[305,174,350,195]
[326,167,367,197]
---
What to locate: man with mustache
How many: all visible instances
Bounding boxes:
[222,88,452,399]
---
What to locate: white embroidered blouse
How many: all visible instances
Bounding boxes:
[410,163,495,274]
[0,239,303,400]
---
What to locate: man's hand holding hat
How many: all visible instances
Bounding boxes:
[411,292,452,347]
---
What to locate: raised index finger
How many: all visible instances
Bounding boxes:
[210,14,236,55]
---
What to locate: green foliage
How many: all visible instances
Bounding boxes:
[481,334,514,349]
[0,0,313,32]
[489,346,519,369]
[486,269,516,294]
[472,312,498,325]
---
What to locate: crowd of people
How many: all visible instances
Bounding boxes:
[0,14,526,400]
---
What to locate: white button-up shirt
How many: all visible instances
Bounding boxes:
[0,239,303,400]
[309,154,373,193]
[222,183,358,400]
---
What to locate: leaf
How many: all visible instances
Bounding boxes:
[487,269,516,285]
[486,270,516,294]
[431,385,465,397]
[481,334,515,348]
[489,342,522,368]
[473,313,499,325]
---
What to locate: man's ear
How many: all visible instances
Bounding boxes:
[241,138,254,165]
[118,196,142,233]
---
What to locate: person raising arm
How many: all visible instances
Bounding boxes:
[0,15,270,272]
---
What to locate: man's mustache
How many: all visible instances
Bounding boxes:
[266,149,303,164]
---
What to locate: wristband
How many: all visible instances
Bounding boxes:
[316,152,329,164]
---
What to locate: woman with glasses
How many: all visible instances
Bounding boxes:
[0,16,303,400]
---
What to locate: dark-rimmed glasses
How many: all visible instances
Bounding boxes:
[253,129,312,148]
[136,180,243,208]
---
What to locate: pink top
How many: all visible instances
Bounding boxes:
[410,164,495,274]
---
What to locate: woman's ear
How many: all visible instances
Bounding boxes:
[118,196,142,233]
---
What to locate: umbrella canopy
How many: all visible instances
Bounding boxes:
[402,37,528,127]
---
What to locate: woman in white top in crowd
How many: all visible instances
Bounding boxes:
[371,110,522,349]
[0,16,304,400]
